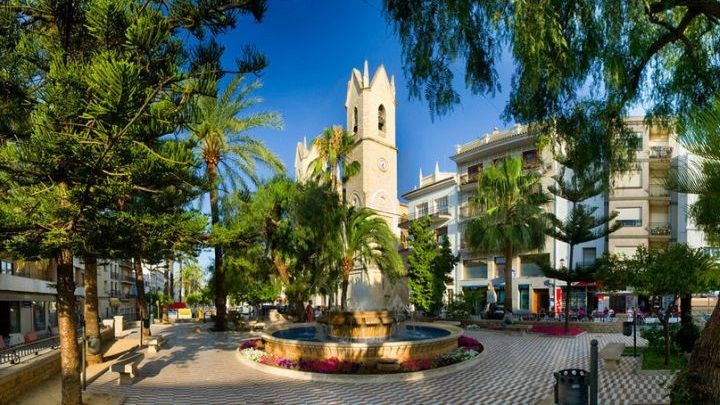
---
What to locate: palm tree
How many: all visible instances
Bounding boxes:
[464,156,550,317]
[191,75,283,330]
[339,207,403,309]
[309,125,360,197]
[668,101,720,403]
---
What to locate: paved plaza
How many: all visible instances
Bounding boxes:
[87,324,674,404]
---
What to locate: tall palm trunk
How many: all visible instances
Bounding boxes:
[340,256,353,310]
[133,255,151,338]
[83,254,102,363]
[178,260,183,303]
[503,243,513,317]
[208,163,227,330]
[682,297,720,403]
[57,248,81,405]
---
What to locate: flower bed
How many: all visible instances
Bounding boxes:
[239,336,483,375]
[530,325,584,336]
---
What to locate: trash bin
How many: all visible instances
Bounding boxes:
[622,321,633,336]
[553,368,589,405]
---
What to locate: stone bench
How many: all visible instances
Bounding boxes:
[502,324,534,335]
[110,352,144,385]
[147,335,167,355]
[600,342,625,370]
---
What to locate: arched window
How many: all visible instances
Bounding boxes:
[353,107,358,135]
[378,104,386,134]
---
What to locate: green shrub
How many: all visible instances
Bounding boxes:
[640,324,681,354]
[673,323,700,353]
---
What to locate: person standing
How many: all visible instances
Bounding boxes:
[305,301,315,322]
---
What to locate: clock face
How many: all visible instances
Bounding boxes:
[377,157,389,172]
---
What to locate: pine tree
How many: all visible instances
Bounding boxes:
[407,217,438,314]
[543,168,621,330]
[432,236,459,314]
[0,2,269,402]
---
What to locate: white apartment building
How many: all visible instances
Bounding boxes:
[401,118,713,315]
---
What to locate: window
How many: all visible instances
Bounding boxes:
[467,163,482,176]
[520,253,549,277]
[616,207,642,227]
[417,202,428,217]
[48,302,58,327]
[519,285,530,310]
[435,226,448,243]
[9,302,20,333]
[353,107,358,135]
[33,301,46,331]
[633,132,644,150]
[463,260,487,279]
[494,257,506,265]
[616,170,642,188]
[436,196,449,215]
[582,248,597,267]
[378,105,386,133]
[0,260,14,275]
[522,149,538,167]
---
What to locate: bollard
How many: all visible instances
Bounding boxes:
[590,339,598,405]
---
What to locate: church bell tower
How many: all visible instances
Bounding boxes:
[344,61,400,234]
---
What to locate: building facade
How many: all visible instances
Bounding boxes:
[402,118,713,315]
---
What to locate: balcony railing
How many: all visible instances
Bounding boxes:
[459,205,482,220]
[649,146,673,159]
[460,172,481,186]
[649,222,672,236]
[122,275,135,283]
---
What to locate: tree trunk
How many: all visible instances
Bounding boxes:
[208,163,227,331]
[57,249,82,405]
[680,293,692,326]
[503,243,513,317]
[662,304,673,367]
[340,256,353,310]
[162,257,170,324]
[565,243,575,332]
[82,254,102,363]
[133,255,151,339]
[683,297,720,403]
[178,260,183,303]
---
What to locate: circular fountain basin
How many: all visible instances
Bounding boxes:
[261,322,462,365]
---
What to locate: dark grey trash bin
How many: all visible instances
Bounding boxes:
[553,368,589,405]
[622,321,633,336]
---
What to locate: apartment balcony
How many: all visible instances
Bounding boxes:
[459,172,481,189]
[398,207,452,229]
[648,222,672,240]
[459,205,482,221]
[121,275,135,284]
[649,146,673,168]
[0,273,57,296]
[649,184,671,205]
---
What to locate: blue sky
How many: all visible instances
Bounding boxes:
[197,0,515,271]
[217,0,516,196]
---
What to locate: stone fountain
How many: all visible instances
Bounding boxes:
[321,310,396,341]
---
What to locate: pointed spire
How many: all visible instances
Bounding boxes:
[419,168,423,185]
[434,162,440,177]
[363,60,370,87]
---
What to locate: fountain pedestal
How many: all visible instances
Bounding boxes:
[321,311,395,341]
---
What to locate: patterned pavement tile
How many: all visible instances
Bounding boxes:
[88,324,674,405]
